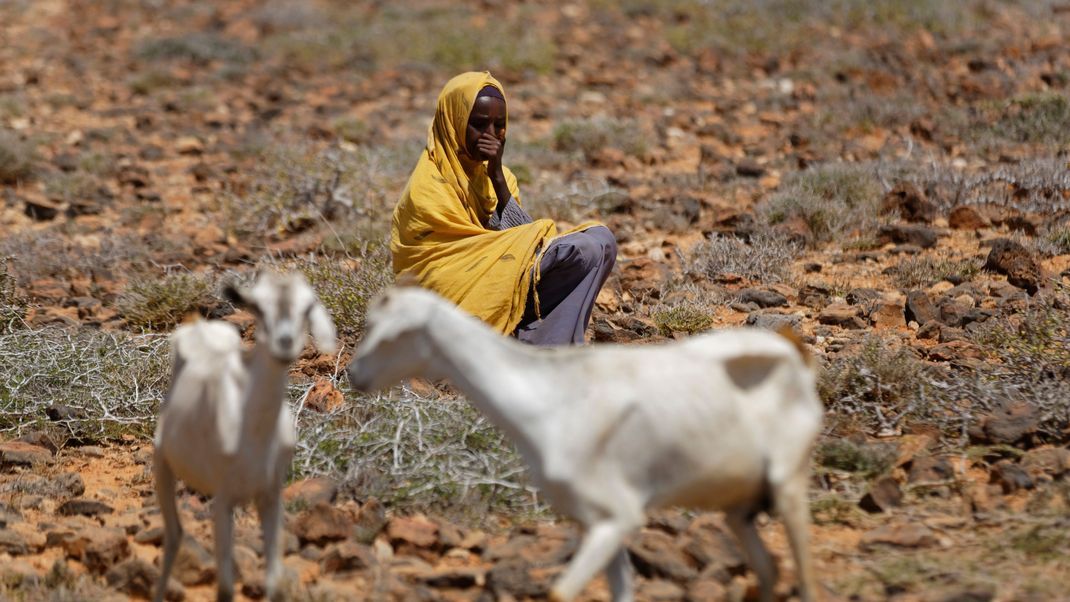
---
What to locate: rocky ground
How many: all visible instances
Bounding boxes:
[2,0,1070,600]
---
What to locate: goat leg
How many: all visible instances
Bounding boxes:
[549,520,636,602]
[776,471,818,602]
[257,490,285,602]
[213,500,236,602]
[153,455,182,602]
[727,509,778,602]
[607,546,635,602]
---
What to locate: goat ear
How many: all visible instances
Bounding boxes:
[308,301,337,355]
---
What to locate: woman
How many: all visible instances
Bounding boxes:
[391,71,617,345]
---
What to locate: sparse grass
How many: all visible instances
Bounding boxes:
[0,230,160,286]
[0,559,117,601]
[760,163,883,248]
[816,438,897,477]
[134,32,256,65]
[552,117,648,162]
[810,495,867,526]
[819,336,944,437]
[115,272,217,332]
[331,117,371,145]
[286,246,393,341]
[0,257,27,333]
[0,129,37,184]
[651,302,714,336]
[0,327,168,441]
[293,380,542,519]
[1011,524,1070,560]
[43,172,102,204]
[987,93,1070,147]
[686,232,800,284]
[892,255,981,289]
[128,69,179,95]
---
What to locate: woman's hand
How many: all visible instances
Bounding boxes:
[479,130,507,179]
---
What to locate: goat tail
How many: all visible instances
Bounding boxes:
[775,325,814,368]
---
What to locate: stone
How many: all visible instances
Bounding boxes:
[283,477,338,508]
[0,527,30,555]
[56,525,130,574]
[617,257,669,300]
[687,576,728,601]
[486,558,553,598]
[386,514,439,549]
[320,541,377,574]
[639,579,687,601]
[859,476,903,513]
[905,290,939,326]
[817,304,867,329]
[908,455,954,484]
[744,311,801,331]
[870,300,906,329]
[1019,447,1070,478]
[881,182,935,223]
[877,224,937,249]
[57,498,114,517]
[984,238,1042,295]
[972,401,1038,445]
[989,460,1033,494]
[304,378,345,413]
[294,502,351,546]
[411,566,486,588]
[738,288,788,308]
[860,522,938,550]
[105,558,159,598]
[1,472,84,498]
[352,497,388,545]
[172,535,215,585]
[0,441,53,467]
[628,529,698,581]
[24,196,61,220]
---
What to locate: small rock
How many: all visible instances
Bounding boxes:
[0,441,53,468]
[686,576,728,601]
[294,502,352,546]
[56,525,130,574]
[744,311,801,331]
[859,476,903,513]
[172,536,215,586]
[878,224,937,249]
[1019,446,1070,478]
[486,558,552,598]
[990,460,1033,494]
[971,401,1038,445]
[117,164,150,188]
[175,136,204,155]
[860,522,938,550]
[984,238,1042,295]
[304,378,345,413]
[24,196,62,220]
[386,514,439,549]
[283,477,338,508]
[57,498,114,517]
[908,455,954,484]
[869,300,906,329]
[905,290,939,326]
[628,529,698,581]
[817,304,867,329]
[639,579,686,601]
[105,558,159,598]
[948,205,989,230]
[0,527,30,555]
[320,540,377,573]
[735,159,765,178]
[352,497,388,544]
[881,182,935,223]
[411,566,486,588]
[738,288,788,308]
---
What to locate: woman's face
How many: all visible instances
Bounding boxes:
[464,95,506,160]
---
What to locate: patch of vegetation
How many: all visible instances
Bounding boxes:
[0,328,169,442]
[331,116,371,145]
[892,255,981,289]
[0,257,27,333]
[293,381,542,519]
[819,336,944,437]
[760,163,883,247]
[1011,524,1070,560]
[0,559,117,601]
[0,129,37,184]
[552,117,648,162]
[43,172,102,204]
[134,32,256,65]
[810,495,867,526]
[651,302,714,336]
[128,68,179,95]
[116,272,217,332]
[686,232,800,284]
[816,438,897,477]
[987,93,1070,147]
[0,230,159,287]
[288,246,393,341]
[1046,224,1070,255]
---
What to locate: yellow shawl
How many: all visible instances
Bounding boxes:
[392,72,572,334]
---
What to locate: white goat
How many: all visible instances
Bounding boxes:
[153,272,337,602]
[346,287,822,602]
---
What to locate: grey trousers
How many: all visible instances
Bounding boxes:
[515,226,617,346]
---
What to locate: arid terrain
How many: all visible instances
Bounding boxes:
[2,1,1070,600]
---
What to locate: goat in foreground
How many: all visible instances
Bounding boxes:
[153,272,336,602]
[347,287,822,602]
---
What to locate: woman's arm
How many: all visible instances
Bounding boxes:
[478,131,513,217]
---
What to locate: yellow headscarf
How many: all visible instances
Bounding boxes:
[391,72,561,334]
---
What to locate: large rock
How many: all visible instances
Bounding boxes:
[970,401,1038,445]
[881,183,935,223]
[859,476,903,513]
[628,529,699,581]
[905,290,939,326]
[320,541,377,574]
[283,477,338,508]
[486,558,554,598]
[984,238,1042,295]
[386,514,439,550]
[861,522,938,550]
[0,441,53,468]
[738,288,789,308]
[352,498,388,545]
[294,502,351,546]
[817,304,867,329]
[878,224,938,249]
[948,205,989,230]
[57,498,114,517]
[55,525,130,574]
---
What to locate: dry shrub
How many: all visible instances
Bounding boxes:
[0,129,37,184]
[287,245,394,341]
[651,302,714,336]
[760,163,883,247]
[892,255,981,289]
[552,117,648,162]
[686,232,800,284]
[116,272,217,332]
[0,257,27,333]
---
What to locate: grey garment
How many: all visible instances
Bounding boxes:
[485,197,534,230]
[515,225,617,346]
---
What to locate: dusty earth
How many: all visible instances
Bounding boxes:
[2,0,1070,601]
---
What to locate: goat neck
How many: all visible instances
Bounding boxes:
[423,305,560,457]
[238,341,292,447]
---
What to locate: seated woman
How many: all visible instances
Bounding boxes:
[391,71,616,346]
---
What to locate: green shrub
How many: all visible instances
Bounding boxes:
[989,93,1070,146]
[0,129,37,184]
[0,257,26,333]
[290,246,393,340]
[760,163,882,247]
[552,117,647,162]
[134,32,255,65]
[116,272,216,331]
[816,438,897,477]
[651,303,714,336]
[686,232,800,284]
[892,255,981,289]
